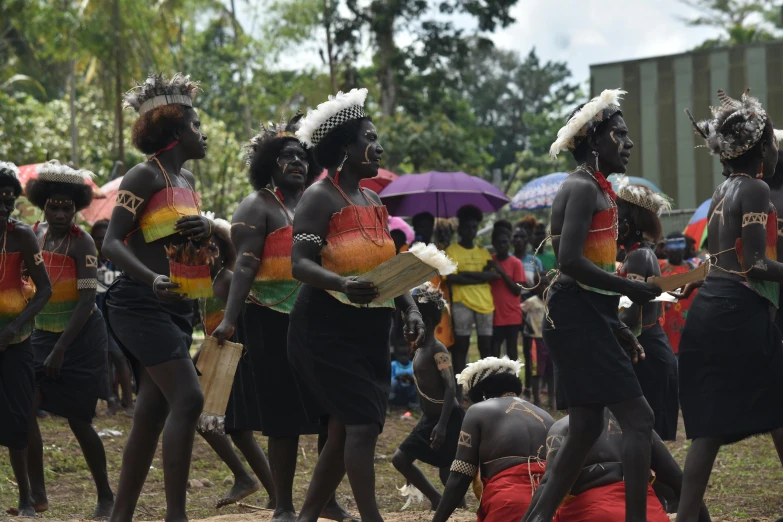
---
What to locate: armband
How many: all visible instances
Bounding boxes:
[294,233,324,246]
[115,190,144,217]
[742,212,767,227]
[77,278,98,290]
[450,460,478,477]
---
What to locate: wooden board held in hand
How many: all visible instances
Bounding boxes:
[196,336,243,416]
[647,262,709,293]
[356,252,439,305]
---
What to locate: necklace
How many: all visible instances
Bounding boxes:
[729,173,752,179]
[263,187,293,224]
[40,225,72,286]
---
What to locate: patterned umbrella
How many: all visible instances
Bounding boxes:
[17,163,104,197]
[510,172,568,210]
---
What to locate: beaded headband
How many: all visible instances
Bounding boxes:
[615,176,673,216]
[550,89,626,158]
[686,89,768,160]
[457,356,523,392]
[297,88,368,148]
[36,160,93,185]
[124,73,200,116]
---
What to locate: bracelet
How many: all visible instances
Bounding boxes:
[405,306,422,318]
[152,274,165,289]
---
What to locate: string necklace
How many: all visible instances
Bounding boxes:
[150,156,200,216]
[40,225,72,287]
[326,175,387,247]
[0,224,9,285]
[263,187,293,224]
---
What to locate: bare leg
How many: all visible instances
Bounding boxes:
[109,351,134,412]
[522,405,604,522]
[392,450,441,509]
[108,370,168,522]
[230,431,276,508]
[477,335,493,361]
[319,430,358,522]
[451,336,470,401]
[297,419,347,522]
[25,391,47,513]
[771,428,783,467]
[607,397,655,522]
[8,448,35,516]
[522,336,533,397]
[68,418,114,518]
[198,430,259,509]
[344,424,382,522]
[149,359,204,522]
[267,435,299,520]
[675,437,722,522]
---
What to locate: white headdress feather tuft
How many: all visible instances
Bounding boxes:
[0,162,19,179]
[296,88,368,148]
[775,129,783,143]
[408,242,457,276]
[35,160,93,185]
[550,89,626,159]
[615,176,673,216]
[457,356,523,392]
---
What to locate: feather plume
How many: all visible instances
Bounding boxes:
[35,160,93,185]
[615,175,673,216]
[0,162,19,179]
[244,112,304,165]
[296,88,368,148]
[123,73,200,114]
[412,281,448,311]
[457,356,523,392]
[774,129,783,143]
[211,218,231,245]
[550,89,626,159]
[408,242,457,275]
[397,484,424,511]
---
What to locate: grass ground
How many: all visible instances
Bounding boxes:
[1,341,782,521]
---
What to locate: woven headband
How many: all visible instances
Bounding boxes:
[139,94,193,116]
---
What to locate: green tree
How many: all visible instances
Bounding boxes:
[681,0,782,47]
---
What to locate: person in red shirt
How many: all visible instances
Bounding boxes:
[489,220,525,359]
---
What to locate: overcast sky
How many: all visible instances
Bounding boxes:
[235,0,724,83]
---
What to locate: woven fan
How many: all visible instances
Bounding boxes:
[196,336,244,434]
[356,243,457,305]
[647,262,709,292]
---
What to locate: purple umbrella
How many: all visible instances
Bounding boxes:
[379,171,510,218]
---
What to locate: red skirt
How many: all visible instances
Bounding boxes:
[477,461,546,522]
[554,482,668,522]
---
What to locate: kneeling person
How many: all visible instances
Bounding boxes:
[433,357,554,522]
[393,283,463,510]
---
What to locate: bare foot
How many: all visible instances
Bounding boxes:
[215,477,261,509]
[320,503,360,522]
[265,497,276,510]
[6,502,42,517]
[272,509,297,522]
[92,496,114,520]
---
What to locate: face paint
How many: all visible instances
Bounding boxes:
[190,121,199,134]
[362,143,373,164]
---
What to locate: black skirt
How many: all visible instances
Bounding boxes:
[288,285,393,431]
[0,339,34,449]
[679,278,783,443]
[238,303,319,437]
[635,323,679,441]
[223,304,263,433]
[543,282,642,410]
[398,407,466,468]
[33,311,109,422]
[104,275,194,385]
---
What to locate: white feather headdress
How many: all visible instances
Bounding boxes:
[411,281,449,311]
[0,162,19,179]
[457,356,523,392]
[296,88,368,148]
[36,160,93,185]
[124,73,200,115]
[550,89,626,159]
[774,129,783,143]
[615,176,673,216]
[408,242,457,276]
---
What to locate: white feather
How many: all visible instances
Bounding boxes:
[615,175,672,216]
[0,162,19,178]
[201,210,216,221]
[457,356,523,391]
[398,484,424,511]
[409,242,457,275]
[550,89,627,159]
[775,129,783,143]
[212,218,231,239]
[296,88,368,148]
[35,160,94,184]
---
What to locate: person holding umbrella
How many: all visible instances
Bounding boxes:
[522,89,661,522]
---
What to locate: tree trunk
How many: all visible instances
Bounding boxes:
[113,0,125,176]
[68,61,78,165]
[229,0,253,134]
[323,0,337,93]
[371,3,397,116]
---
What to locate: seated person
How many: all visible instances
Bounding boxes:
[390,343,418,408]
[531,408,710,522]
[433,356,554,522]
[393,283,464,510]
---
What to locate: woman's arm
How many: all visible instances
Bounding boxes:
[739,180,783,282]
[430,347,457,451]
[212,197,265,344]
[619,249,655,329]
[291,185,376,304]
[44,233,97,377]
[432,408,482,522]
[394,292,425,346]
[0,224,52,351]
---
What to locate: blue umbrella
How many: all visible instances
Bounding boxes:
[607,175,662,193]
[510,172,568,210]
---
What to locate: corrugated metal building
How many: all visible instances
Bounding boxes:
[590,41,783,211]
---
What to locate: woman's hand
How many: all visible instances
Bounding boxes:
[153,275,184,301]
[211,320,235,346]
[340,277,378,305]
[175,215,212,240]
[44,346,66,377]
[430,422,447,450]
[614,326,645,364]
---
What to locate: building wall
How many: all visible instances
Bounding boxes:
[590,41,783,209]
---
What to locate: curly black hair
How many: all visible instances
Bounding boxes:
[313,117,372,170]
[617,198,663,243]
[26,179,94,211]
[492,219,513,241]
[467,372,522,404]
[91,219,110,235]
[131,104,187,155]
[248,138,317,191]
[456,204,483,224]
[0,171,22,198]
